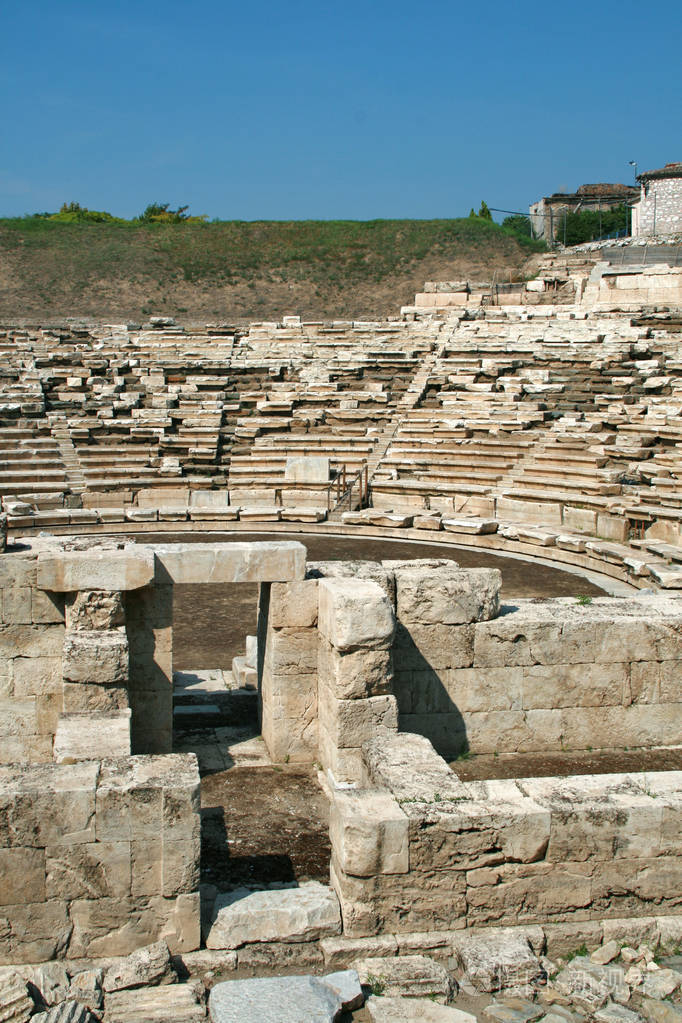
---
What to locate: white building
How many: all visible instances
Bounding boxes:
[631,162,682,238]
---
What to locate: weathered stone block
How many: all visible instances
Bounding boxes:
[318,578,395,652]
[206,882,341,950]
[0,847,45,905]
[321,688,398,748]
[330,790,409,876]
[62,630,129,686]
[269,579,319,628]
[65,591,124,631]
[153,541,305,583]
[54,710,131,763]
[395,565,500,626]
[395,622,474,670]
[319,639,392,700]
[38,549,155,592]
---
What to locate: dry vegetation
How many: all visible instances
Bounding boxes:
[0,217,543,323]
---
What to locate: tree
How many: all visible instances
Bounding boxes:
[468,208,478,218]
[478,201,493,221]
[502,214,532,239]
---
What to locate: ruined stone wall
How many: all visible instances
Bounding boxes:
[393,582,682,759]
[584,265,682,308]
[636,178,682,237]
[261,561,682,769]
[0,754,201,964]
[330,731,682,937]
[0,551,66,763]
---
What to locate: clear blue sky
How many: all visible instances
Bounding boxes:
[2,0,679,221]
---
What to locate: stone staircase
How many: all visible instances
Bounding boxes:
[49,414,86,495]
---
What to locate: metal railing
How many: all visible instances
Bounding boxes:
[325,463,370,514]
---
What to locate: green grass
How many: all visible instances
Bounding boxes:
[0,216,545,321]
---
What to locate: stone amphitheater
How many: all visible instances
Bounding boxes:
[0,243,680,1022]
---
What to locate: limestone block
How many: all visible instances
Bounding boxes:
[103,939,175,991]
[0,624,65,660]
[67,969,103,1011]
[0,698,37,739]
[320,933,399,969]
[31,1000,98,1022]
[318,578,395,653]
[310,560,396,602]
[153,541,305,583]
[413,512,443,531]
[46,838,131,899]
[62,681,129,713]
[394,622,474,670]
[444,666,524,713]
[465,859,593,927]
[330,790,409,876]
[12,655,62,696]
[38,550,155,593]
[0,900,71,965]
[319,640,392,700]
[269,580,319,628]
[206,881,341,950]
[442,517,498,535]
[352,955,455,1001]
[189,489,229,507]
[1,587,32,624]
[31,961,70,1007]
[137,487,189,509]
[0,972,34,1022]
[95,754,199,844]
[62,630,129,686]
[362,731,468,805]
[454,930,542,992]
[395,566,500,626]
[284,455,330,482]
[463,707,563,754]
[321,690,398,748]
[0,847,45,905]
[65,591,124,631]
[162,837,201,897]
[521,662,627,710]
[100,985,204,1022]
[265,628,318,675]
[54,710,132,763]
[208,972,358,1023]
[367,997,477,1023]
[69,892,199,958]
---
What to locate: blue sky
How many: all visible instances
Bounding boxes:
[1,0,679,221]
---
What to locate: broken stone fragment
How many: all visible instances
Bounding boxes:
[31,1002,98,1023]
[0,972,34,1023]
[352,955,455,1002]
[103,939,176,992]
[208,971,362,1023]
[367,996,477,1022]
[206,881,341,950]
[455,931,542,993]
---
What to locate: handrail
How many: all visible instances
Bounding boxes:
[325,462,369,513]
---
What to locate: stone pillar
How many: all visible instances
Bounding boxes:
[124,583,173,755]
[56,589,132,762]
[317,577,397,784]
[260,579,320,763]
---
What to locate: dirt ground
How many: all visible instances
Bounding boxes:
[200,766,331,890]
[451,747,682,781]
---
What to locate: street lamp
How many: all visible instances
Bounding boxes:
[629,160,638,183]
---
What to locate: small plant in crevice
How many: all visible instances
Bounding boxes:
[576,594,593,606]
[366,974,386,997]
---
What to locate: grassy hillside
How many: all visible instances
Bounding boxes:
[0,217,543,323]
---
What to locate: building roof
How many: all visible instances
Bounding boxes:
[576,183,637,197]
[638,162,682,181]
